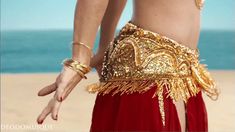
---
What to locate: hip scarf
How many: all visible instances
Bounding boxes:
[86,22,219,125]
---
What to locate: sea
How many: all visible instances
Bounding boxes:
[1,29,235,73]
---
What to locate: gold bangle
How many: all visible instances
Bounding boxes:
[64,64,88,79]
[63,61,91,74]
[63,62,90,79]
[62,58,92,79]
[71,41,94,57]
[62,58,91,72]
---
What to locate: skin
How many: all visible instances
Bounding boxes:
[37,0,202,130]
[90,0,127,77]
[37,0,109,124]
[131,1,201,131]
[37,0,126,124]
[132,0,201,49]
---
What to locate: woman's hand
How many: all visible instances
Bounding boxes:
[90,53,104,78]
[37,66,83,124]
[37,52,104,124]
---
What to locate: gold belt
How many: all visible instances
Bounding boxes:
[86,22,219,126]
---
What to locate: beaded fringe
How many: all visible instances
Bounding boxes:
[86,77,200,126]
[86,77,201,102]
[86,64,219,126]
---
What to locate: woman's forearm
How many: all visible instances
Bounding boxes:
[97,0,127,56]
[72,0,109,65]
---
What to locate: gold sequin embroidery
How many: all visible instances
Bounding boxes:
[86,22,219,126]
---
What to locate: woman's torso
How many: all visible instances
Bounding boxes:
[131,0,202,49]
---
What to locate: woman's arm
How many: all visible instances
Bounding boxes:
[37,0,109,124]
[72,0,109,65]
[90,0,127,76]
[97,0,127,56]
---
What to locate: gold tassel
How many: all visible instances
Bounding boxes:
[85,73,217,126]
[86,82,102,93]
[86,80,155,96]
[158,87,165,126]
[86,77,202,102]
[191,64,219,100]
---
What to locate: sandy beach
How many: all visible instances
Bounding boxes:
[1,70,235,132]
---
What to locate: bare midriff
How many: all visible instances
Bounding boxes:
[131,0,201,49]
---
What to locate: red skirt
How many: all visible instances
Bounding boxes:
[90,85,208,132]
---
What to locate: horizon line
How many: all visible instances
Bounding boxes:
[2,28,235,32]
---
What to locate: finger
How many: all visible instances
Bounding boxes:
[62,84,75,101]
[37,104,52,124]
[38,83,57,96]
[61,75,81,100]
[55,83,66,102]
[96,64,103,78]
[51,99,62,120]
[89,57,96,68]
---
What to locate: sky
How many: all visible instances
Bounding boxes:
[1,0,235,31]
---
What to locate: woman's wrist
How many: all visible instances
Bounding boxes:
[90,52,105,68]
[71,41,93,65]
[72,47,91,65]
[62,58,92,79]
[72,55,91,66]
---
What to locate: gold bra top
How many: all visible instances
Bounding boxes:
[195,0,205,10]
